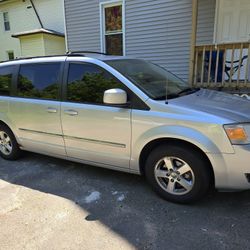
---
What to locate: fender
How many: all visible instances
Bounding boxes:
[130,125,234,171]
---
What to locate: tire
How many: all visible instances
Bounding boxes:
[0,125,21,160]
[145,144,211,204]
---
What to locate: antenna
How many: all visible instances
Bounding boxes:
[165,77,169,104]
[165,15,169,104]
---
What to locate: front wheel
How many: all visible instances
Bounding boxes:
[145,144,212,204]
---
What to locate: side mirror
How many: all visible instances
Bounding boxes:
[103,88,128,105]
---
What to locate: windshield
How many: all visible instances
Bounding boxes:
[105,59,193,100]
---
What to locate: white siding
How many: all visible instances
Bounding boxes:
[19,34,45,57]
[33,0,65,33]
[0,0,38,60]
[44,34,65,55]
[196,0,216,45]
[0,0,65,61]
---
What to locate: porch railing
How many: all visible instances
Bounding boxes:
[192,42,250,92]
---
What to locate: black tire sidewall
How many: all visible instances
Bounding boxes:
[145,144,211,204]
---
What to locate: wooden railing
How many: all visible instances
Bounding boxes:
[192,42,250,91]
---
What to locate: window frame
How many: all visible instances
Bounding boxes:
[14,62,64,101]
[100,0,126,56]
[3,12,10,31]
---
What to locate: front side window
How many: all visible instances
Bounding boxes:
[17,63,61,100]
[3,12,10,31]
[67,63,124,104]
[0,66,14,96]
[103,4,123,55]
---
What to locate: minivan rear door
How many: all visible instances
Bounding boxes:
[8,61,66,156]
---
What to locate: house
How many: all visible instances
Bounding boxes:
[64,0,250,94]
[0,0,66,61]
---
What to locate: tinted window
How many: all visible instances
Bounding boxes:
[0,65,14,96]
[17,63,61,100]
[67,63,124,104]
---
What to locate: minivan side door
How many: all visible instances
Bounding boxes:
[8,62,66,156]
[61,61,131,169]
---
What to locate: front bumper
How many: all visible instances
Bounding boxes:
[208,144,250,190]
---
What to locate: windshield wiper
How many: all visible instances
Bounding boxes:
[177,87,200,96]
[154,95,167,100]
[165,88,200,103]
[154,88,200,101]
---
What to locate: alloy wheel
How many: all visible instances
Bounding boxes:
[154,156,195,195]
[0,131,13,156]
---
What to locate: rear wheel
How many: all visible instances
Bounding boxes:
[145,144,211,204]
[0,125,21,160]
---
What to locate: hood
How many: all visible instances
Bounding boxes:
[170,89,250,123]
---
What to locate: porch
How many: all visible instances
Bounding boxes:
[189,0,250,94]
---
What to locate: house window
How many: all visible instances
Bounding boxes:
[7,51,14,60]
[103,4,123,56]
[3,12,10,31]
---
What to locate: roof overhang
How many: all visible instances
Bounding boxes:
[0,0,16,4]
[12,28,65,38]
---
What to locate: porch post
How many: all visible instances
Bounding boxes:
[188,0,198,85]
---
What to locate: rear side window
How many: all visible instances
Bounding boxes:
[67,63,124,104]
[0,65,14,96]
[17,63,61,100]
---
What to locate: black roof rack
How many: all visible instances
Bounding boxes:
[66,51,109,56]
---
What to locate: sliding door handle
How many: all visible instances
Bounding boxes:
[64,110,78,116]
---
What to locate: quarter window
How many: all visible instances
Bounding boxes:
[103,4,123,55]
[3,12,10,31]
[17,63,61,100]
[0,66,14,96]
[67,63,124,104]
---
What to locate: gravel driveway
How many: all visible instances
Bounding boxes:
[0,153,250,250]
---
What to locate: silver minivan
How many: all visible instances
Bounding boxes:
[0,53,250,203]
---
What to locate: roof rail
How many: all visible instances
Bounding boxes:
[0,51,109,64]
[0,54,68,64]
[66,51,108,56]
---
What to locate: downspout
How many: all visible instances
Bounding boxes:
[188,0,198,85]
[30,0,44,28]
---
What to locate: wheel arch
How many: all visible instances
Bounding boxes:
[139,138,215,186]
[0,120,13,130]
[0,119,19,142]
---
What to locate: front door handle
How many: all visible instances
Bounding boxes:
[47,107,57,113]
[64,109,78,116]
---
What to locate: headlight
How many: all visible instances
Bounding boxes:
[224,124,250,145]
